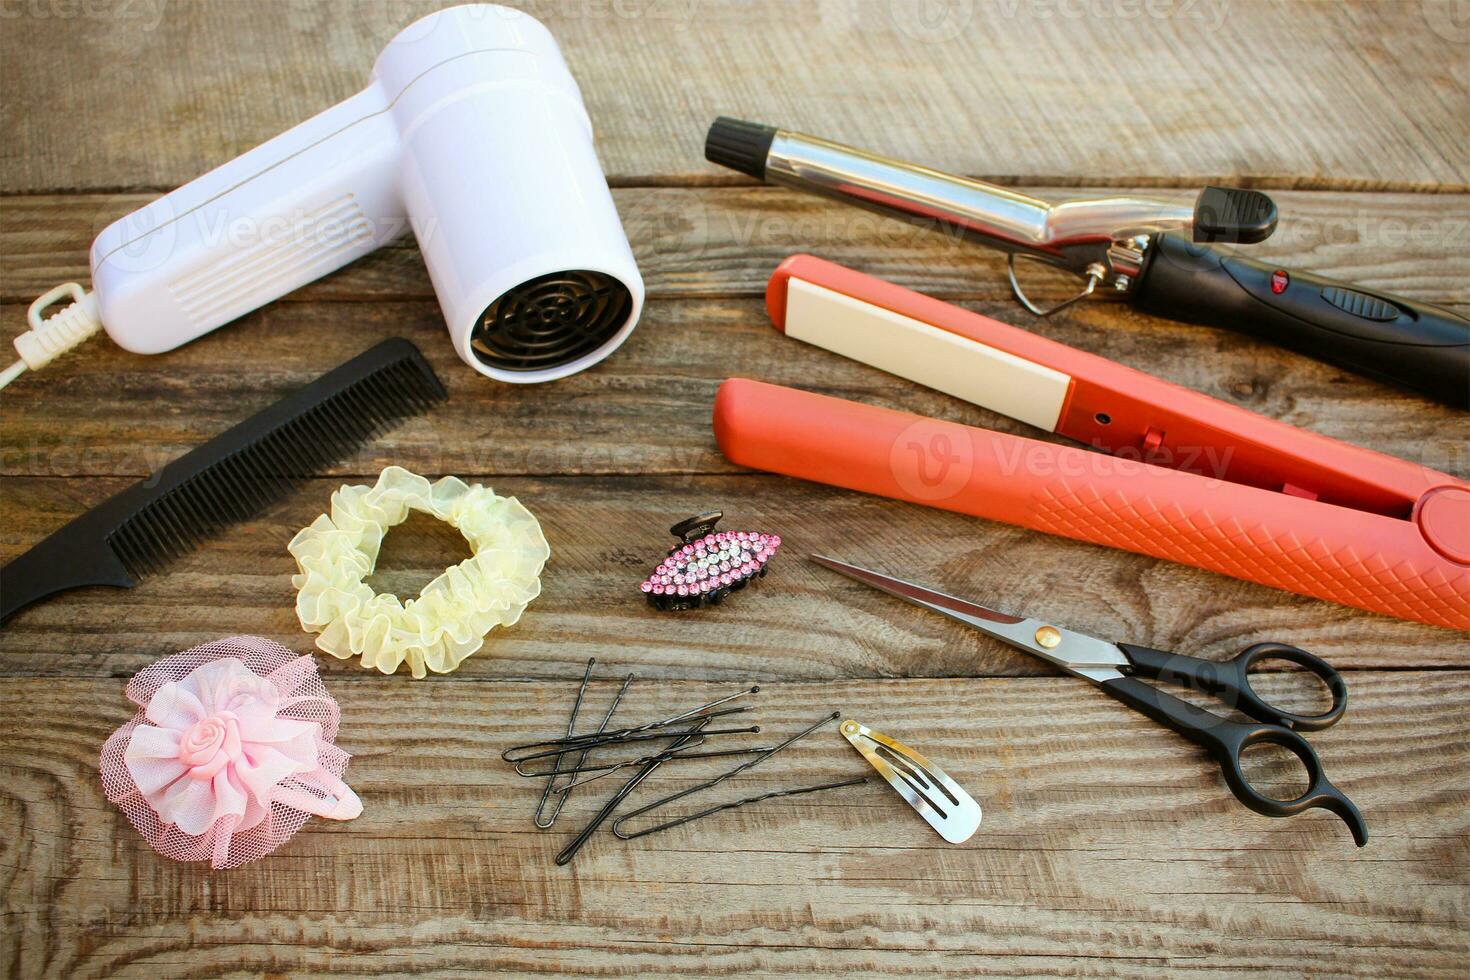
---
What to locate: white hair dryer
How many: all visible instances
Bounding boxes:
[7,4,643,388]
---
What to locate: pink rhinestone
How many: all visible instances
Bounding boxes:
[770,536,781,547]
[652,584,664,595]
[680,545,692,555]
[675,584,687,596]
[640,581,653,593]
[659,575,671,585]
[736,531,748,541]
[719,561,730,572]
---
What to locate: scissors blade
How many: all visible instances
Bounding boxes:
[810,555,1128,683]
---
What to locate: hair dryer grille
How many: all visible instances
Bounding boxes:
[470,270,634,373]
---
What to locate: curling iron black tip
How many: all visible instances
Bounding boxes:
[706,117,777,180]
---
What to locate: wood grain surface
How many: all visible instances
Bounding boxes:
[1,0,1467,977]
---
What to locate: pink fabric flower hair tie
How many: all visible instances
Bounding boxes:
[100,636,362,869]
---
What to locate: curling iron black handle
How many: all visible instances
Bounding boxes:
[1133,233,1469,409]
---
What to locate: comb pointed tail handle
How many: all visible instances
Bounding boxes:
[1,531,133,622]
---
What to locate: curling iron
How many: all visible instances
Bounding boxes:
[705,118,1469,408]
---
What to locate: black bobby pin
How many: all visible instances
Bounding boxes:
[541,672,635,825]
[613,776,869,841]
[534,658,598,829]
[610,710,847,840]
[549,744,776,794]
[554,720,708,867]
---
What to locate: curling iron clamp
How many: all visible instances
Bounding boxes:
[713,255,1470,630]
[705,119,1470,408]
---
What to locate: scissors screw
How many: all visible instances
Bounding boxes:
[1035,626,1062,649]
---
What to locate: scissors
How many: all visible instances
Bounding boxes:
[811,555,1367,846]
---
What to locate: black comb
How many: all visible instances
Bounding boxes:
[0,339,446,622]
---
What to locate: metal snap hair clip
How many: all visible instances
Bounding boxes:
[841,718,981,844]
[640,511,782,610]
[611,710,868,841]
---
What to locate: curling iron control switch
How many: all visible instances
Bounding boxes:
[1192,187,1278,244]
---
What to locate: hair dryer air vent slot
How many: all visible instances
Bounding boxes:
[470,270,634,373]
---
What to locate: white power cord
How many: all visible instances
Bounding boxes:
[0,283,103,392]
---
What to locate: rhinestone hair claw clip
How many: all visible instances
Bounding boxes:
[640,511,781,611]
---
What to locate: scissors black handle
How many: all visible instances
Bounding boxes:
[1104,643,1366,847]
[1120,641,1348,731]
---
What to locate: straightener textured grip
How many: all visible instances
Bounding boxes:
[713,380,1470,631]
[784,278,1071,432]
[0,339,446,621]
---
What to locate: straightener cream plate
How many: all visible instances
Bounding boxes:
[713,255,1469,630]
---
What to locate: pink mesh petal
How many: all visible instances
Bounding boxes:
[144,681,206,730]
[100,636,361,869]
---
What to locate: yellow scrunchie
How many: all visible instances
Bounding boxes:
[288,466,549,678]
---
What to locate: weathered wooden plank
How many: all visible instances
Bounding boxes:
[1,474,1461,679]
[1,1,1465,193]
[4,188,1468,305]
[3,673,1466,978]
[3,296,1465,481]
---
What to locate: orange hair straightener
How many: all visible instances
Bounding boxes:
[713,255,1469,629]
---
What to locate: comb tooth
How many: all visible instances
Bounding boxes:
[172,480,216,536]
[109,521,145,576]
[244,437,290,500]
[310,406,353,470]
[259,430,299,489]
[131,513,168,573]
[127,505,169,567]
[278,421,312,477]
[165,482,204,536]
[228,453,267,518]
[216,453,256,515]
[72,344,443,581]
[189,491,225,537]
[156,495,197,556]
[239,453,282,510]
[279,418,315,477]
[388,373,419,415]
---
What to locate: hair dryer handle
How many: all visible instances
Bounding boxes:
[90,83,406,355]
